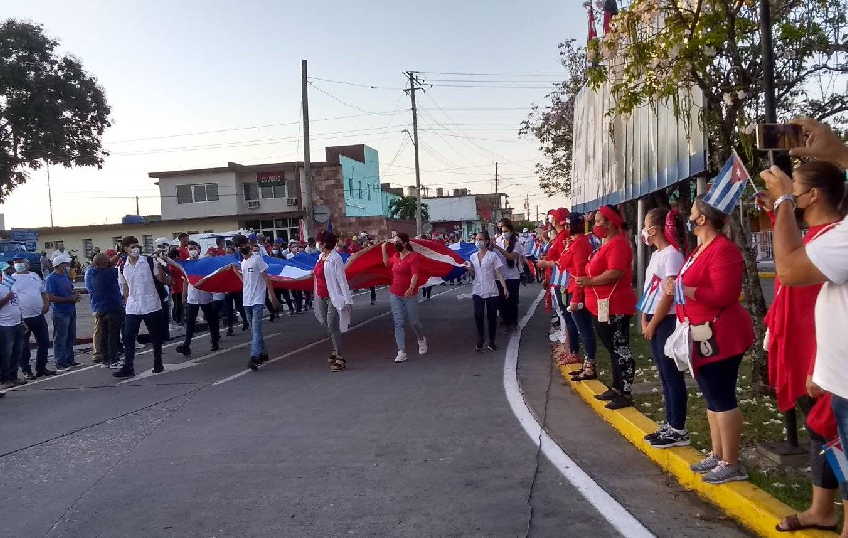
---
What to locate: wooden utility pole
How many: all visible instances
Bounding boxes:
[405,71,425,236]
[46,164,54,228]
[494,161,499,195]
[301,59,313,240]
[136,196,140,216]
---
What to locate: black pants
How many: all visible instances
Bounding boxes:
[213,298,232,331]
[593,315,634,396]
[473,295,498,346]
[498,279,520,327]
[123,310,164,372]
[171,292,183,324]
[22,314,51,373]
[422,286,433,299]
[370,287,377,303]
[95,311,123,366]
[184,303,220,349]
[280,289,296,314]
[228,291,247,327]
[292,290,304,312]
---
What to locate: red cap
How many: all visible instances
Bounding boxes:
[105,249,118,257]
[549,208,570,225]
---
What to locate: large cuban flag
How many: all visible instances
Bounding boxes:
[702,151,751,215]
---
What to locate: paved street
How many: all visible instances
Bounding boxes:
[1,282,747,537]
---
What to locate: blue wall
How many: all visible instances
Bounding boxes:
[341,146,383,217]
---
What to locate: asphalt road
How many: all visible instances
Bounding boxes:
[0,282,748,537]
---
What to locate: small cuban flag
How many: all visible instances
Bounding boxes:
[702,151,752,215]
[550,266,570,287]
[637,274,662,313]
[823,438,848,485]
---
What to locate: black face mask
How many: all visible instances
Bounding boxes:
[239,246,251,256]
[394,242,405,253]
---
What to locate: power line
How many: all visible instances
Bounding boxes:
[419,71,564,77]
[307,76,403,90]
[308,81,395,116]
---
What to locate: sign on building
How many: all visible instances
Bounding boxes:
[10,229,39,251]
[257,171,285,187]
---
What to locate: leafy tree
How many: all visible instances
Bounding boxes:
[388,196,429,221]
[0,19,111,201]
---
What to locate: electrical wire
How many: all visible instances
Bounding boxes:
[307,76,403,90]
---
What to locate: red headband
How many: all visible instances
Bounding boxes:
[664,210,681,251]
[598,205,623,228]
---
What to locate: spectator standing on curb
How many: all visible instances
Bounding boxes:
[87,254,124,369]
[762,118,848,536]
[11,256,55,378]
[114,236,166,379]
[46,253,81,370]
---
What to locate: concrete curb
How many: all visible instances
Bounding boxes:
[556,361,836,538]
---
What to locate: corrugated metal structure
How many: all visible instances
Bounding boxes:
[570,83,708,212]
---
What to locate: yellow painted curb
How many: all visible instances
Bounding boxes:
[557,362,836,538]
[759,271,776,279]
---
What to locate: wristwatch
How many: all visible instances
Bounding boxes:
[773,194,796,210]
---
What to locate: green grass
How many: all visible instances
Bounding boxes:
[587,322,814,512]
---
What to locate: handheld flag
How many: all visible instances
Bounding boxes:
[823,439,847,485]
[703,151,751,214]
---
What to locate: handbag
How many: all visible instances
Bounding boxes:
[690,321,719,358]
[592,278,619,323]
[664,319,693,375]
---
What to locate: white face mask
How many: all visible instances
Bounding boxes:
[640,226,654,246]
[129,247,141,257]
[13,263,27,272]
[189,249,200,258]
[475,240,487,250]
[272,249,280,255]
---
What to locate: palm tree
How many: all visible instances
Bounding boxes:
[388,196,429,221]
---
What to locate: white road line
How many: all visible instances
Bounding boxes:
[503,290,654,538]
[211,286,462,386]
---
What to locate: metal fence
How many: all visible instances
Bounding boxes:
[752,231,773,262]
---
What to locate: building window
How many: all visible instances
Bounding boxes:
[177,183,218,204]
[260,183,286,199]
[244,218,300,244]
[243,183,259,201]
[112,236,123,249]
[83,239,94,258]
[142,235,154,254]
[47,240,64,250]
[44,241,54,249]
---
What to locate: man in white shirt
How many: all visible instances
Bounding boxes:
[114,236,166,378]
[238,244,279,370]
[0,266,26,389]
[10,256,55,378]
[173,242,220,356]
[762,118,848,525]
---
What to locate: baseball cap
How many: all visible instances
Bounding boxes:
[53,253,72,265]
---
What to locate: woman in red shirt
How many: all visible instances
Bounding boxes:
[576,205,637,409]
[381,233,428,363]
[664,196,754,485]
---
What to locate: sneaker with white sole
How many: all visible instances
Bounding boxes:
[649,427,690,449]
[394,350,408,363]
[417,337,428,355]
[644,423,670,443]
[702,461,748,484]
[690,453,720,474]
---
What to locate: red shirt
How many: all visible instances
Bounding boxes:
[206,247,226,256]
[314,259,329,299]
[584,233,637,316]
[544,230,569,283]
[168,265,184,294]
[388,252,422,296]
[675,235,754,369]
[177,246,190,260]
[557,234,592,304]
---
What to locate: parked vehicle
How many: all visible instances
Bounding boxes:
[0,240,43,276]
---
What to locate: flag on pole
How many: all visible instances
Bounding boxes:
[703,151,751,214]
[584,1,597,42]
[602,0,618,33]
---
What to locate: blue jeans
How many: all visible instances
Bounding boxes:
[0,323,25,381]
[389,293,423,352]
[23,314,50,373]
[52,310,77,367]
[248,304,266,357]
[566,292,596,362]
[832,394,848,497]
[647,314,688,430]
[122,310,163,372]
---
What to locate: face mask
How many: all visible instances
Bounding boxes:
[394,242,405,253]
[686,219,697,234]
[502,231,512,239]
[272,249,280,255]
[475,240,487,250]
[188,249,199,258]
[239,246,251,256]
[641,226,655,246]
[13,263,27,272]
[129,247,141,257]
[592,225,608,239]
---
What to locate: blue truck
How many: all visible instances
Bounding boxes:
[0,240,42,276]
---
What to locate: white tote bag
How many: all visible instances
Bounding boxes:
[664,319,694,376]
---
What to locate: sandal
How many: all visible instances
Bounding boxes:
[571,363,597,381]
[776,514,838,532]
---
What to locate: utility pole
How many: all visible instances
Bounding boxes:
[46,164,54,228]
[494,162,499,195]
[136,196,140,216]
[405,71,425,236]
[301,59,314,240]
[535,205,539,223]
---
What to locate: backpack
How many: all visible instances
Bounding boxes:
[118,255,168,304]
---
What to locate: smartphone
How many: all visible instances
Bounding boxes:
[756,123,803,151]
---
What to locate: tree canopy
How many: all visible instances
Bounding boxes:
[0,19,111,201]
[388,196,429,221]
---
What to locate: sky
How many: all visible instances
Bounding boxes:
[1,0,587,229]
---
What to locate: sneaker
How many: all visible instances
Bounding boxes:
[176,344,191,356]
[68,361,82,368]
[644,423,670,442]
[226,327,234,336]
[211,342,220,352]
[23,371,37,381]
[417,337,428,355]
[649,427,690,449]
[690,453,720,474]
[702,461,748,484]
[36,369,57,377]
[108,360,124,370]
[248,356,261,370]
[595,388,617,401]
[259,353,269,363]
[112,369,135,379]
[486,343,497,352]
[475,342,483,352]
[394,350,408,363]
[605,394,633,410]
[242,323,249,332]
[56,364,70,372]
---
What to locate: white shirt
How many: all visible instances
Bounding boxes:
[496,235,524,280]
[187,283,213,305]
[11,272,46,319]
[0,274,22,326]
[807,218,848,399]
[241,254,269,307]
[638,246,684,315]
[470,250,505,299]
[119,255,163,315]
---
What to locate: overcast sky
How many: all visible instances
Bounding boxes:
[1,0,586,228]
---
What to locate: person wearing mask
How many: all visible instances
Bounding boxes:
[176,232,190,259]
[492,219,524,328]
[205,240,233,336]
[39,251,52,275]
[537,209,577,344]
[114,236,166,378]
[46,253,81,370]
[10,257,54,378]
[86,253,124,369]
[559,213,598,381]
[637,208,689,447]
[167,245,185,328]
[576,205,638,410]
[286,243,305,313]
[170,242,220,356]
[381,232,428,363]
[268,244,295,318]
[314,232,353,372]
[466,231,508,351]
[206,236,227,257]
[237,243,280,370]
[761,118,848,535]
[0,265,26,390]
[662,196,754,484]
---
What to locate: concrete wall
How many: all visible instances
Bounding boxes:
[158,171,238,220]
[341,146,382,217]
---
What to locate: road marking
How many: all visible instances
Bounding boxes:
[503,290,654,538]
[211,286,462,386]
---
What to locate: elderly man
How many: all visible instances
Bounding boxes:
[87,253,124,368]
[45,253,81,370]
